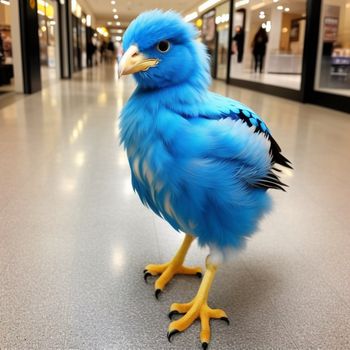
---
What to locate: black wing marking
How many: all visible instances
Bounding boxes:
[251,170,288,192]
[184,104,292,192]
[236,109,292,169]
[235,109,292,191]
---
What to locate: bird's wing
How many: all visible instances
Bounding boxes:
[180,92,292,191]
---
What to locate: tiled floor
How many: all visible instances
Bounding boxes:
[1,64,350,349]
[229,61,301,90]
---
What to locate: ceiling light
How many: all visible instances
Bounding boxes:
[114,14,119,19]
[117,29,123,33]
[0,0,10,5]
[86,15,91,27]
[284,7,290,12]
[262,21,271,32]
[259,13,265,19]
[97,27,109,37]
[115,36,122,41]
[116,21,121,25]
[107,21,112,25]
[273,0,279,2]
[277,5,283,10]
[113,8,117,13]
[184,11,198,22]
[196,18,203,27]
[215,13,229,24]
[198,0,221,13]
[111,0,116,4]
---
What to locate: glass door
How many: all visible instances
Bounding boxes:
[230,0,307,91]
[216,1,230,79]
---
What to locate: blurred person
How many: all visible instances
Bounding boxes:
[107,39,115,63]
[86,38,96,67]
[232,26,244,63]
[252,27,268,73]
[100,40,107,63]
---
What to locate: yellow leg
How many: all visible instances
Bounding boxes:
[167,257,229,349]
[144,234,202,298]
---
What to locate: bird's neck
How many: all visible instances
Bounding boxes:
[137,78,209,110]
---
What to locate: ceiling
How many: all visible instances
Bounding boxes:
[235,0,306,15]
[84,0,308,30]
[85,0,202,27]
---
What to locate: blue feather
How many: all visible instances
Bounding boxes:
[119,10,291,252]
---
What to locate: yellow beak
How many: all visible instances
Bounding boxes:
[118,45,159,78]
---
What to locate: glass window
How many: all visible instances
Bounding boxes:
[0,1,14,91]
[216,1,230,79]
[37,0,56,68]
[195,1,230,79]
[201,9,217,76]
[81,15,87,69]
[0,3,12,65]
[315,0,350,97]
[230,0,306,90]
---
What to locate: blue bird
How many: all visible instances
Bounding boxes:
[119,10,292,349]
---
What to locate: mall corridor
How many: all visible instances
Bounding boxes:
[0,64,350,349]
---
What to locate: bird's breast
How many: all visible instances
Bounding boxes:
[127,140,166,206]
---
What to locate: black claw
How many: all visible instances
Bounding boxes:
[221,316,230,325]
[196,272,203,278]
[168,310,180,320]
[155,289,162,299]
[143,269,147,273]
[202,342,208,350]
[144,272,152,282]
[167,329,179,342]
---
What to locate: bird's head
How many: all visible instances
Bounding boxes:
[119,10,210,90]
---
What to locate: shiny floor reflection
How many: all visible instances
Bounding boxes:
[1,64,350,349]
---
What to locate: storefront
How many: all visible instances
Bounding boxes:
[314,0,350,99]
[187,0,349,113]
[230,0,306,92]
[71,1,89,72]
[38,0,57,68]
[0,0,14,92]
[216,1,230,79]
[195,1,231,79]
[37,0,62,86]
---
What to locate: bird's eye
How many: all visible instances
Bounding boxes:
[156,40,170,53]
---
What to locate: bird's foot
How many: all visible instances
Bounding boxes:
[143,262,202,298]
[167,298,229,349]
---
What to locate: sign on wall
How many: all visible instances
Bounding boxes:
[323,17,339,42]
